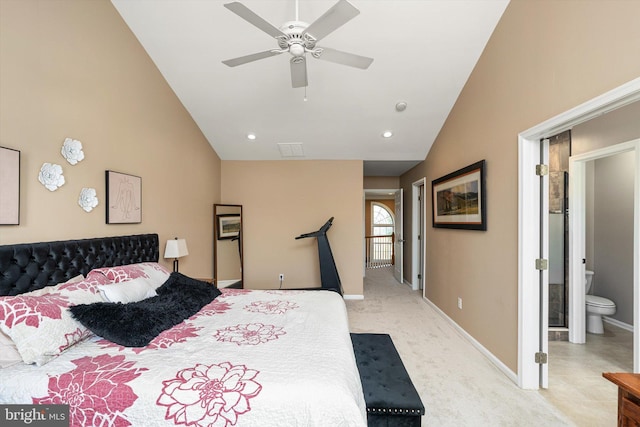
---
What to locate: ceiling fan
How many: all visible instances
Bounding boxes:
[221,0,373,88]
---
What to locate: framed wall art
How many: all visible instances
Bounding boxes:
[432,160,486,230]
[0,147,20,225]
[106,170,142,224]
[216,214,241,240]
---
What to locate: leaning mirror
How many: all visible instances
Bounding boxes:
[213,204,243,289]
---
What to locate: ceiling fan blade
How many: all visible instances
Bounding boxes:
[290,58,308,88]
[313,46,373,69]
[304,0,360,42]
[222,50,282,67]
[224,2,286,39]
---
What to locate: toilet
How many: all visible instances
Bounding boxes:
[585,270,616,334]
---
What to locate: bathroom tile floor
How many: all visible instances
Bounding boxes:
[542,322,633,426]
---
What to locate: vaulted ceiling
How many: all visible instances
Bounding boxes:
[111,0,509,176]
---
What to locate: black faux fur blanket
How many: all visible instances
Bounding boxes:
[70,272,221,347]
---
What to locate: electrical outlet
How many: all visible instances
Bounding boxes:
[279,273,284,281]
[457,297,463,309]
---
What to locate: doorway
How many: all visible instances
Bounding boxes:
[412,178,426,292]
[568,140,639,347]
[364,189,403,284]
[517,77,640,389]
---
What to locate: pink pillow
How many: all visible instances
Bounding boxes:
[0,275,106,366]
[87,262,170,288]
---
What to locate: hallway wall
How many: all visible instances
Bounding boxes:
[400,0,640,373]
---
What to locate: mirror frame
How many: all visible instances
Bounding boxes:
[213,204,243,289]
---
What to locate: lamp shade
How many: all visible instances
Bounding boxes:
[164,238,189,259]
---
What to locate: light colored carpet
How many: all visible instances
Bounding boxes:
[346,267,574,427]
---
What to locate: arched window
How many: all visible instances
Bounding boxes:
[368,203,395,268]
[372,203,394,236]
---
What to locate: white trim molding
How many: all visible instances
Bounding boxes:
[423,296,518,384]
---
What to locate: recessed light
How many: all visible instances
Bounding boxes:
[395,101,407,112]
[382,131,393,138]
[247,133,256,140]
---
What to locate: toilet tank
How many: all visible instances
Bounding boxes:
[585,270,594,294]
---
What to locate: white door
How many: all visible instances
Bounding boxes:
[412,178,426,292]
[418,183,425,291]
[539,139,550,389]
[394,189,404,284]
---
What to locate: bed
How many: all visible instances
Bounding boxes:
[0,234,366,427]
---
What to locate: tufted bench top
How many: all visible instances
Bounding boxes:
[351,333,424,426]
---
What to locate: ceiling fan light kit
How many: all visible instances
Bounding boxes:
[222,0,373,88]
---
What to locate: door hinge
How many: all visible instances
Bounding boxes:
[536,164,549,176]
[535,352,548,364]
[418,274,422,279]
[535,259,548,270]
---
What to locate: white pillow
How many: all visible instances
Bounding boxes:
[97,277,157,303]
[0,330,22,368]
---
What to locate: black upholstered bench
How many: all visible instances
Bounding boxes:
[351,333,425,427]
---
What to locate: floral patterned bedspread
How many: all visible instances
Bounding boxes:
[0,289,367,427]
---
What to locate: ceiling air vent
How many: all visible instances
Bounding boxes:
[278,143,304,158]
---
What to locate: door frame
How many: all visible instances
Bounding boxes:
[412,178,427,292]
[393,189,404,284]
[518,77,640,389]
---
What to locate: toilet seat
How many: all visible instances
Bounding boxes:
[586,295,616,308]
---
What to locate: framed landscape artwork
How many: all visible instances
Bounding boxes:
[106,170,142,224]
[216,214,241,240]
[432,160,486,230]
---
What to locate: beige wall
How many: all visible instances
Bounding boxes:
[363,176,399,189]
[401,0,640,372]
[221,160,364,295]
[0,0,221,278]
[573,101,640,156]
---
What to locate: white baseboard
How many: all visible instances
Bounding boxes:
[603,316,634,332]
[422,296,518,385]
[344,294,364,300]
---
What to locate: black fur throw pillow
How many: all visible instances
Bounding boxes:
[70,272,221,347]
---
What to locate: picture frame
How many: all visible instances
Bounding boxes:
[216,214,241,240]
[0,146,20,225]
[432,160,486,230]
[105,170,142,224]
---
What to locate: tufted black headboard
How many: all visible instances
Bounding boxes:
[0,234,159,296]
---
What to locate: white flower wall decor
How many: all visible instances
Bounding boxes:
[78,187,98,212]
[38,163,65,191]
[61,138,85,165]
